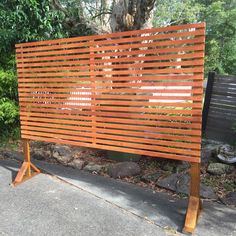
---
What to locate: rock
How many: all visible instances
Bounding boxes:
[52,144,73,164]
[1,150,17,159]
[201,139,223,163]
[73,147,105,158]
[108,161,141,178]
[31,149,51,160]
[141,171,162,183]
[207,163,234,175]
[217,144,236,164]
[83,163,104,173]
[157,173,217,199]
[162,164,174,172]
[175,161,190,173]
[31,141,51,149]
[67,159,86,169]
[221,192,236,206]
[201,147,215,163]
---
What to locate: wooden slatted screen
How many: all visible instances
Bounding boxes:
[16,22,205,163]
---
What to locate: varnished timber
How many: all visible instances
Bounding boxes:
[14,23,205,233]
[12,139,40,186]
[183,159,202,234]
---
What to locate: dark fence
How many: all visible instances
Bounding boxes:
[203,72,236,143]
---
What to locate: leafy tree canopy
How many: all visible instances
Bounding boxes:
[154,0,236,75]
[0,0,66,68]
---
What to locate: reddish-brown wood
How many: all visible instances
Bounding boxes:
[17,53,204,68]
[12,139,40,186]
[183,163,201,234]
[14,23,205,233]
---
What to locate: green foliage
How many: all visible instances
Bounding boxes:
[0,0,67,141]
[201,0,236,75]
[0,69,19,140]
[0,98,19,139]
[153,0,236,76]
[0,0,66,55]
[0,70,18,100]
[154,0,202,26]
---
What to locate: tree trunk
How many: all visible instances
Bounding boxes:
[110,0,155,32]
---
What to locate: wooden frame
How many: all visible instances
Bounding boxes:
[13,23,205,234]
[12,139,40,186]
[183,163,201,234]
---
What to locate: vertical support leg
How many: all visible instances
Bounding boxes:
[12,139,40,186]
[183,162,201,234]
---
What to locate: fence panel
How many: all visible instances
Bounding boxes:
[203,73,236,143]
[16,22,205,163]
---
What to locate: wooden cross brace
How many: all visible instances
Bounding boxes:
[12,139,40,187]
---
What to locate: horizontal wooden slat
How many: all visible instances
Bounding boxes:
[16,22,205,48]
[20,116,92,126]
[19,97,202,105]
[16,28,204,52]
[18,87,202,94]
[20,114,200,135]
[21,134,200,162]
[16,37,205,58]
[18,68,203,78]
[20,120,201,143]
[95,122,201,136]
[17,59,204,73]
[21,117,200,131]
[18,74,202,83]
[20,130,197,159]
[21,125,198,156]
[17,52,204,68]
[16,33,203,54]
[19,102,201,114]
[20,107,201,122]
[18,81,203,88]
[19,90,202,99]
[17,44,204,63]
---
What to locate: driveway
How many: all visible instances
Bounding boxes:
[0,157,236,236]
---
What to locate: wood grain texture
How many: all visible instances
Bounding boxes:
[16,23,205,163]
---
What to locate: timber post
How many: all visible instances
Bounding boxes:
[12,139,40,186]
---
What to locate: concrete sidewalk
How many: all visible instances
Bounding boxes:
[1,157,236,236]
[0,159,166,236]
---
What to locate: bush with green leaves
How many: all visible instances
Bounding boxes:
[0,69,19,139]
[0,69,18,100]
[0,0,67,141]
[0,98,19,139]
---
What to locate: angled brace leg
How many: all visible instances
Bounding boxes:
[183,163,202,234]
[12,139,40,186]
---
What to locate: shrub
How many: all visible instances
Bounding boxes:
[0,69,19,140]
[0,69,18,100]
[0,98,19,139]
